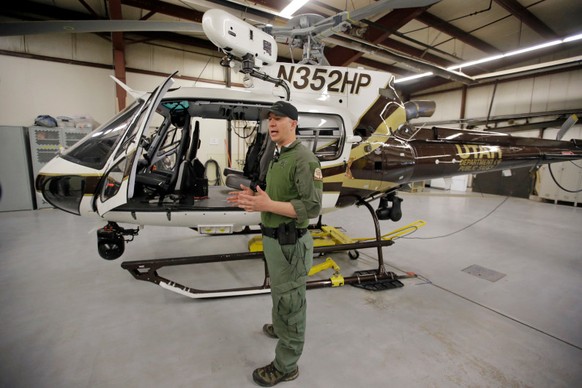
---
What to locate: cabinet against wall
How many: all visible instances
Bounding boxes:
[537,162,582,205]
[27,126,91,208]
[0,126,34,211]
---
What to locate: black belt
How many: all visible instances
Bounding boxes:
[261,225,307,239]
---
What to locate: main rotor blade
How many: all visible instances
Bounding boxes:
[280,0,440,39]
[0,20,204,36]
[325,34,475,85]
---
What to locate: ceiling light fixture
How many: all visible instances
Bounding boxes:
[502,40,562,58]
[447,55,504,71]
[394,72,434,83]
[474,55,582,80]
[564,33,582,43]
[395,32,582,84]
[280,0,310,19]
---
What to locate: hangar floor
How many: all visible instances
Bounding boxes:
[1,190,581,387]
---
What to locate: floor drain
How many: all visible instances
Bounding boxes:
[462,264,506,282]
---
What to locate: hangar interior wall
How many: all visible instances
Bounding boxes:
[0,33,247,175]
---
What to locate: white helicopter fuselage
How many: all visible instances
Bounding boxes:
[37,64,396,233]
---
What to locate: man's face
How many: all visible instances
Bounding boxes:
[268,113,297,146]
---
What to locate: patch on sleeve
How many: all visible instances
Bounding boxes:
[313,167,323,181]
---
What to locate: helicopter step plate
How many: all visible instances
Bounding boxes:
[350,269,404,291]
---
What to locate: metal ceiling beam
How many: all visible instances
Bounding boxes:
[326,34,475,84]
[244,0,288,11]
[353,57,406,75]
[493,0,558,39]
[130,31,216,51]
[416,12,502,55]
[397,75,451,98]
[362,19,461,62]
[120,0,203,23]
[78,0,101,18]
[399,57,581,97]
[398,39,582,96]
[381,37,454,67]
[185,0,280,23]
[326,7,430,66]
[0,0,90,20]
[0,1,214,49]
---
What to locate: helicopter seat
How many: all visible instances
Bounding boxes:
[224,132,276,191]
[223,167,242,176]
[136,170,173,192]
[175,121,208,199]
[136,112,192,201]
[178,158,208,199]
[225,169,251,190]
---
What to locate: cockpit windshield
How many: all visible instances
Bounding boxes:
[61,100,144,170]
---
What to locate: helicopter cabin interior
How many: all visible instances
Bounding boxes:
[118,99,345,211]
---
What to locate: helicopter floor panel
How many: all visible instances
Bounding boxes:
[115,186,241,212]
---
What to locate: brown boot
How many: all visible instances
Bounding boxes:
[252,362,299,386]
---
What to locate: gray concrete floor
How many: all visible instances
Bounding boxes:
[1,191,581,387]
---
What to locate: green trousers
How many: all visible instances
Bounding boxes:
[263,233,314,374]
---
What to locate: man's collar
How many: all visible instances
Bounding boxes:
[280,140,300,152]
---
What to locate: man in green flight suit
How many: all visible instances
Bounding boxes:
[228,101,323,386]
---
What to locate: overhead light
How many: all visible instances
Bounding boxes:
[395,31,582,83]
[564,33,582,43]
[447,55,504,71]
[280,0,310,19]
[449,40,563,71]
[503,40,562,57]
[474,55,582,80]
[394,72,433,83]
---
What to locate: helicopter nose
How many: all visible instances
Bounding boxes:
[36,174,88,215]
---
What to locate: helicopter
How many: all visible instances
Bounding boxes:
[8,0,579,264]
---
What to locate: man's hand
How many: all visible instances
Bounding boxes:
[233,186,272,212]
[227,184,254,206]
[227,184,298,218]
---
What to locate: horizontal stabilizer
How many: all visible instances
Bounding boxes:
[556,114,578,140]
[110,76,146,100]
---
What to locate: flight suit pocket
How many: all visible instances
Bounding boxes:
[280,236,312,276]
[273,286,306,336]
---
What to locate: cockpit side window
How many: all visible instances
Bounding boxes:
[61,101,143,170]
[296,114,344,161]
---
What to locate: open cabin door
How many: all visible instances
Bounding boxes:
[96,74,175,216]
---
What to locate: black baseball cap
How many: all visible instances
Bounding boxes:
[268,101,298,121]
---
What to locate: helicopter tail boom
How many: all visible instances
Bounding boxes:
[405,131,582,182]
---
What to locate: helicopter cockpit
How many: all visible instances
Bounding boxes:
[115,97,345,210]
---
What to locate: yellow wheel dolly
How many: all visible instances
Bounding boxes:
[247,217,425,291]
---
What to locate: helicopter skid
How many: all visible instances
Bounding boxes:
[156,267,411,299]
[120,201,422,299]
[120,235,414,299]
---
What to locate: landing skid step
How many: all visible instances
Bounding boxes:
[351,269,404,291]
